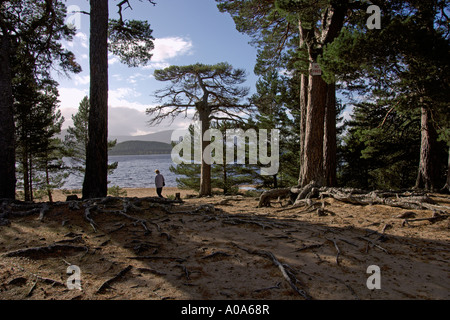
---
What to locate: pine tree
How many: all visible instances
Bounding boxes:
[0,0,80,199]
[170,123,256,195]
[148,62,251,196]
[218,0,354,188]
[321,0,450,191]
[65,96,118,177]
[338,102,422,190]
[83,0,156,199]
[14,76,67,202]
[250,69,299,188]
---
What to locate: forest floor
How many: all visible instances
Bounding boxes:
[0,187,449,300]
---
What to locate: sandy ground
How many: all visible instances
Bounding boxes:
[0,187,448,300]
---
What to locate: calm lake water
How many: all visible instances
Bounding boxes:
[64,154,178,189]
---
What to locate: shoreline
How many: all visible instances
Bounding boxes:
[41,185,260,202]
[46,187,198,202]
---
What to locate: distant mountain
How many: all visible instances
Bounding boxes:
[58,129,175,144]
[109,140,172,156]
[110,130,174,144]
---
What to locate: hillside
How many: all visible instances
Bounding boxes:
[109,140,172,155]
[59,130,174,144]
[110,130,174,144]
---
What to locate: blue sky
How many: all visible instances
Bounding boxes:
[55,0,259,137]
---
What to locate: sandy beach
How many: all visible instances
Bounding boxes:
[48,187,200,202]
[1,187,448,300]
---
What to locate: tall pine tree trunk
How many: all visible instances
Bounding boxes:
[297,4,345,188]
[83,0,109,199]
[22,148,30,201]
[298,73,308,186]
[199,109,212,196]
[29,157,33,202]
[0,35,16,199]
[299,72,327,187]
[45,155,53,203]
[442,146,450,193]
[415,106,439,191]
[323,82,337,187]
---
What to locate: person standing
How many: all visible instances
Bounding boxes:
[155,169,165,198]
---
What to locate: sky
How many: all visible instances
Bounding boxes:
[55,0,260,137]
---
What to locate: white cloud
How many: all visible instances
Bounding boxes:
[58,87,89,129]
[108,56,120,65]
[74,75,90,86]
[152,37,193,62]
[110,87,141,100]
[141,37,193,70]
[108,107,150,136]
[109,107,195,137]
[105,36,193,70]
[75,32,88,48]
[108,87,149,112]
[142,62,171,70]
[59,87,89,110]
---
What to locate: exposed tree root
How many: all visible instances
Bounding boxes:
[127,255,187,263]
[3,244,88,259]
[231,242,313,300]
[289,184,450,214]
[97,265,133,294]
[257,188,291,208]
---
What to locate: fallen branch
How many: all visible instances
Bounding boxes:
[3,244,88,259]
[325,238,341,266]
[257,188,291,208]
[102,209,151,234]
[137,267,166,276]
[294,243,324,252]
[357,237,389,254]
[97,265,133,294]
[127,255,186,263]
[175,264,190,280]
[25,281,37,298]
[201,251,232,260]
[254,282,282,293]
[401,212,449,226]
[231,242,312,300]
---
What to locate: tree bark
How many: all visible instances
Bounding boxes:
[323,82,337,187]
[83,0,109,199]
[22,147,30,201]
[199,109,211,196]
[442,146,450,193]
[299,73,327,187]
[415,106,439,191]
[297,3,346,188]
[45,155,53,203]
[298,74,308,186]
[0,35,16,199]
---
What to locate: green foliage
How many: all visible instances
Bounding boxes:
[14,76,68,201]
[320,0,450,190]
[217,0,299,75]
[338,103,421,190]
[149,62,251,125]
[169,124,256,195]
[64,96,118,176]
[108,19,155,67]
[250,69,300,188]
[107,185,128,197]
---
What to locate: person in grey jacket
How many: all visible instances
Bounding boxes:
[155,169,165,198]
